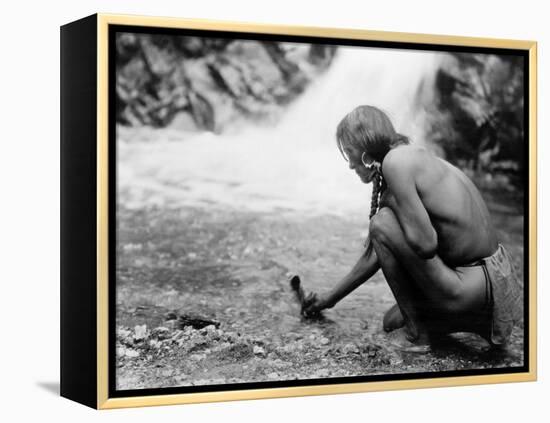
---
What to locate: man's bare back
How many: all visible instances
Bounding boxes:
[380,145,498,266]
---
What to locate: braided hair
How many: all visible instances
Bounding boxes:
[364,170,385,251]
[369,170,385,220]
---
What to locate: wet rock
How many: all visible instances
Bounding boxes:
[134,324,147,341]
[281,343,301,354]
[149,339,161,349]
[342,343,359,354]
[217,343,253,362]
[253,345,266,356]
[362,344,382,358]
[125,349,140,358]
[152,326,170,339]
[117,327,132,339]
[205,325,218,334]
[183,326,196,336]
[189,353,206,361]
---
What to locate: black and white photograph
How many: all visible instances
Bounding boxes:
[112,28,527,392]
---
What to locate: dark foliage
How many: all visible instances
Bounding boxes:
[426,53,525,188]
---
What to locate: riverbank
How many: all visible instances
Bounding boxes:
[115,195,525,390]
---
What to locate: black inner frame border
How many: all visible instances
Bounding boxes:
[107,23,531,399]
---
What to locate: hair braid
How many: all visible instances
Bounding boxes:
[365,170,385,250]
[369,171,384,219]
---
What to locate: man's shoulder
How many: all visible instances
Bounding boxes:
[382,145,434,174]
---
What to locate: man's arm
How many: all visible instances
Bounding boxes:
[324,244,380,307]
[382,149,438,259]
[303,244,380,314]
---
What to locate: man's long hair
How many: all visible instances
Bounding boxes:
[336,105,409,249]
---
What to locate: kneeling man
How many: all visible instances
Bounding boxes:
[303,105,522,347]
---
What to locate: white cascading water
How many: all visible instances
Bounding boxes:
[118,46,444,216]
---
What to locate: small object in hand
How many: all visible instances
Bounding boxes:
[290,275,305,304]
[289,275,321,318]
[302,292,321,318]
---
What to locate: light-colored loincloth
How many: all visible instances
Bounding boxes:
[477,244,523,345]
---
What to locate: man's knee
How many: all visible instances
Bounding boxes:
[369,207,398,243]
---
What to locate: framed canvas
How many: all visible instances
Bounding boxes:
[60,13,537,409]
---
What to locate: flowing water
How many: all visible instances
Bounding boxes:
[118,46,444,216]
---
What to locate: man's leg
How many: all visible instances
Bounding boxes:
[383,303,405,333]
[371,235,431,342]
[370,207,487,338]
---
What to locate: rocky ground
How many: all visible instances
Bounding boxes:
[115,190,525,390]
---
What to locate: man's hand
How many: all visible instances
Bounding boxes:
[301,292,332,318]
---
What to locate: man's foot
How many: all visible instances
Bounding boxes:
[386,326,432,353]
[383,303,406,332]
[383,303,431,348]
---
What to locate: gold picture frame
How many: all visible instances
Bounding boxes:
[61,13,537,409]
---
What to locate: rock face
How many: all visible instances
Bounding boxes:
[116,33,336,132]
[425,53,525,186]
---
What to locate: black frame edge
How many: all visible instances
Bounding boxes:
[60,13,98,409]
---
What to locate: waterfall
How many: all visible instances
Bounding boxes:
[118,46,443,216]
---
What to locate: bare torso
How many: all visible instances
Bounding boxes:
[379,146,498,267]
